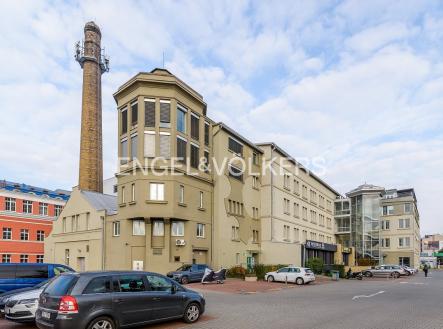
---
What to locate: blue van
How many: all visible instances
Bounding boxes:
[0,263,74,293]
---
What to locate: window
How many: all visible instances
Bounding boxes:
[204,122,210,146]
[283,225,290,241]
[284,174,291,189]
[121,186,126,203]
[399,218,410,229]
[20,255,28,263]
[231,226,239,240]
[252,175,258,189]
[381,238,390,248]
[121,108,128,134]
[23,200,33,213]
[159,133,170,158]
[327,217,332,229]
[228,137,243,156]
[146,274,172,292]
[383,205,394,215]
[294,180,300,194]
[381,220,390,230]
[179,185,185,204]
[199,191,204,209]
[133,220,145,236]
[54,205,62,216]
[294,228,300,242]
[5,197,16,212]
[2,228,12,240]
[144,131,155,158]
[131,101,138,126]
[150,183,164,201]
[253,230,259,243]
[302,185,308,199]
[36,255,44,263]
[176,137,187,162]
[310,210,317,224]
[404,203,412,214]
[399,257,410,267]
[152,220,164,236]
[252,207,259,219]
[319,214,325,226]
[39,202,48,216]
[191,113,200,140]
[20,229,29,241]
[121,138,128,163]
[113,221,120,236]
[228,164,243,181]
[398,237,410,247]
[196,223,205,238]
[283,198,290,215]
[2,254,11,263]
[293,203,299,218]
[159,100,170,128]
[177,106,186,133]
[144,99,155,127]
[236,253,240,265]
[302,207,308,220]
[37,230,45,241]
[204,150,210,173]
[171,221,184,236]
[65,249,70,265]
[117,275,145,292]
[131,183,135,202]
[83,276,112,294]
[190,144,199,168]
[62,217,66,233]
[131,134,138,160]
[252,152,258,165]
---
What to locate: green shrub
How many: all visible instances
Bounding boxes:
[227,265,246,279]
[253,264,288,280]
[306,258,324,274]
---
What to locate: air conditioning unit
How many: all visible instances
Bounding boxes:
[176,239,186,246]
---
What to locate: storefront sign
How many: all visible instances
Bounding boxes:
[305,240,337,252]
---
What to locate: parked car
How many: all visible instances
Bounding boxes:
[167,264,209,284]
[0,279,50,314]
[402,266,417,275]
[0,263,74,294]
[36,271,205,329]
[4,284,47,322]
[265,266,315,285]
[363,265,407,278]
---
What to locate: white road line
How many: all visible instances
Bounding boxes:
[352,291,385,300]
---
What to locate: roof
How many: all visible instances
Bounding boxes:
[346,183,385,197]
[0,180,70,201]
[214,122,264,154]
[81,190,117,215]
[256,142,341,196]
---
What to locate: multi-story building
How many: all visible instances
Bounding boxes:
[420,234,443,267]
[0,180,69,263]
[258,143,339,267]
[334,184,421,268]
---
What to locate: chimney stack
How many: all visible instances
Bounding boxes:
[75,22,109,193]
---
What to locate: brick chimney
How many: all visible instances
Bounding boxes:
[76,22,109,193]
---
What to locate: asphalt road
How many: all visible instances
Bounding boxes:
[1,270,442,329]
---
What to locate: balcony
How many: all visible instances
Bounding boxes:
[336,226,351,233]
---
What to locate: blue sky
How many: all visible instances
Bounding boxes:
[1,0,442,234]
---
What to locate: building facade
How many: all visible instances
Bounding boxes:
[420,234,443,267]
[0,180,69,263]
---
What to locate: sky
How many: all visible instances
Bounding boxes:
[0,0,442,234]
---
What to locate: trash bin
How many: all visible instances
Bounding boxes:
[331,270,340,281]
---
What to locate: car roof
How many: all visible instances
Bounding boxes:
[58,271,166,277]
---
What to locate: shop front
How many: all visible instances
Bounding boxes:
[302,240,337,266]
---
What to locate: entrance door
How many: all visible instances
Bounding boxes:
[192,250,208,265]
[77,257,85,272]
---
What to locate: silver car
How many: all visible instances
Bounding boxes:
[363,265,406,278]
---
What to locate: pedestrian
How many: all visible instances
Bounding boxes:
[423,263,429,277]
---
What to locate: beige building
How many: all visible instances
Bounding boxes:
[45,188,117,271]
[380,188,420,268]
[257,143,339,267]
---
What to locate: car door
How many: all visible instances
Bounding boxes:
[196,265,207,281]
[189,265,201,282]
[145,274,184,319]
[112,274,154,326]
[275,268,290,282]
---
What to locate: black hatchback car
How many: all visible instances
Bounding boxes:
[35,271,205,329]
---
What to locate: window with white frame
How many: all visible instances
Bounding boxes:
[252,175,258,189]
[253,230,259,243]
[179,185,185,204]
[36,230,45,241]
[130,101,138,126]
[171,221,184,236]
[381,220,390,230]
[284,174,291,190]
[20,255,28,263]
[54,205,62,216]
[131,183,135,202]
[399,218,410,229]
[150,183,164,201]
[177,105,186,133]
[228,137,243,156]
[23,200,33,214]
[159,133,171,159]
[121,186,126,203]
[199,191,204,209]
[383,205,394,215]
[113,221,121,237]
[159,100,171,128]
[398,237,410,247]
[293,179,300,194]
[152,220,164,236]
[294,228,300,242]
[39,203,48,216]
[2,227,12,240]
[144,131,155,158]
[283,198,290,215]
[228,164,243,181]
[5,197,16,212]
[381,238,390,248]
[36,255,44,263]
[20,229,29,241]
[131,134,138,160]
[133,220,145,236]
[293,203,299,218]
[121,138,128,164]
[404,203,412,214]
[231,226,239,240]
[283,225,290,241]
[302,207,308,220]
[196,223,205,238]
[121,108,128,134]
[2,254,11,263]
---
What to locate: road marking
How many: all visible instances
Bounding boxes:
[352,291,385,300]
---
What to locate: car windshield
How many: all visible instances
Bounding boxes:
[44,275,77,296]
[177,265,192,271]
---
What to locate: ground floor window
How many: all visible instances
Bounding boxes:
[36,255,44,263]
[304,249,334,265]
[20,254,28,263]
[399,257,410,266]
[2,254,11,263]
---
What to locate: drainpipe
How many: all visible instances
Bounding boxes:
[101,215,106,270]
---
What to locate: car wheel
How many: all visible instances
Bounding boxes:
[183,303,201,323]
[406,271,411,276]
[391,272,400,279]
[267,275,274,282]
[364,272,373,277]
[181,276,189,284]
[296,277,304,285]
[87,316,115,329]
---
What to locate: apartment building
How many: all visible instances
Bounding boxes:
[257,143,339,267]
[0,180,69,263]
[421,234,443,267]
[380,188,420,267]
[106,68,213,273]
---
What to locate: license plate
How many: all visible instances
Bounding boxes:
[42,311,51,319]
